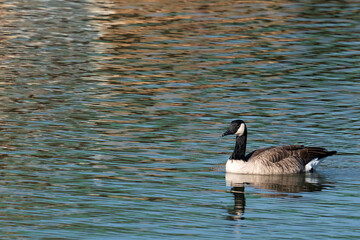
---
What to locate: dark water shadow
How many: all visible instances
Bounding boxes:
[225,172,330,220]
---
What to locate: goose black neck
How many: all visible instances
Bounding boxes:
[230,134,247,160]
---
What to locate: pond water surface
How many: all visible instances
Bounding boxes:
[0,0,359,239]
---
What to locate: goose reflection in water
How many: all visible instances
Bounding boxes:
[225,172,328,220]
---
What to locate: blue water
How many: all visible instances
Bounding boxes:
[0,0,359,239]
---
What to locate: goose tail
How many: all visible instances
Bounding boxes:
[304,150,337,172]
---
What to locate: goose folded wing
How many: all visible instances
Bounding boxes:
[246,145,305,163]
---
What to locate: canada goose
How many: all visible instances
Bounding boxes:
[222,120,337,174]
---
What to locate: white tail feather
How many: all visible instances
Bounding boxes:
[305,157,326,172]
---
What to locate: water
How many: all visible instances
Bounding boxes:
[0,0,359,239]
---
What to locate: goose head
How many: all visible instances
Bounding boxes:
[222,120,247,137]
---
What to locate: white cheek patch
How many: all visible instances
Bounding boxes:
[235,123,245,136]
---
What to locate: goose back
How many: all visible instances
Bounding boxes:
[230,145,336,174]
[247,145,336,164]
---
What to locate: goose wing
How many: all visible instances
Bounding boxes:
[246,145,336,165]
[245,145,302,163]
